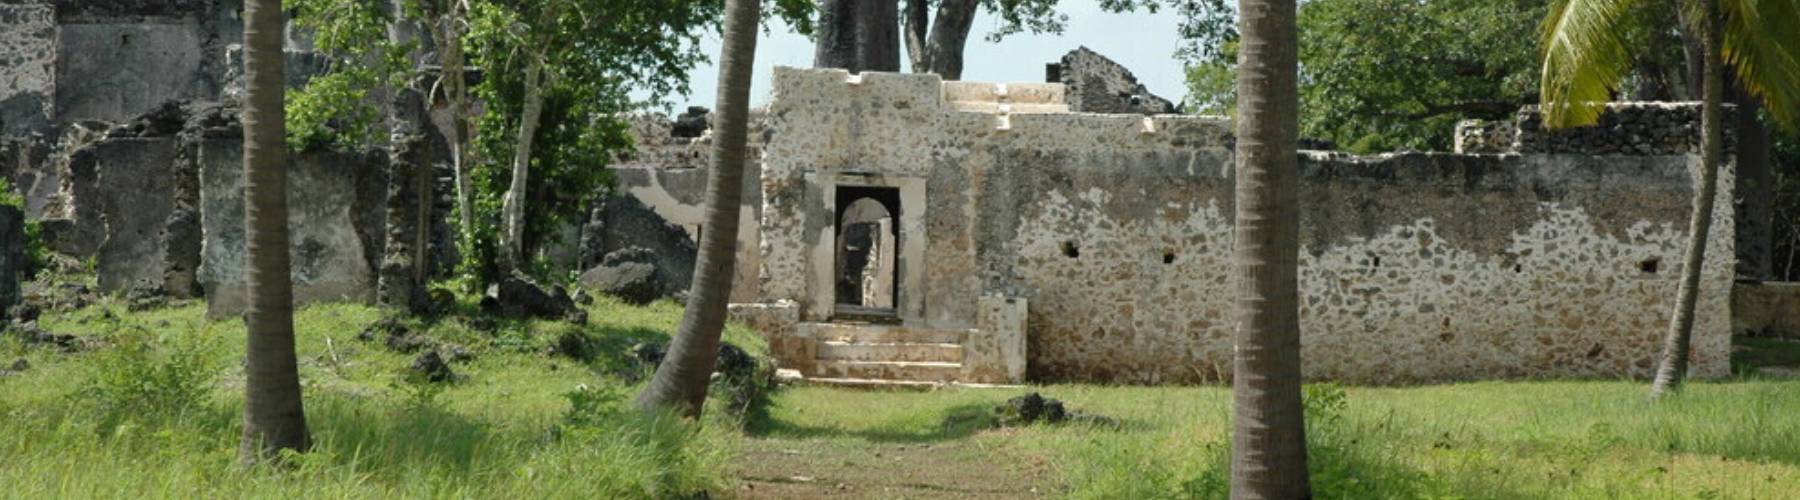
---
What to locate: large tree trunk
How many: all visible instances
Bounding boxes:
[1230,0,1311,494]
[635,0,759,418]
[500,54,546,272]
[238,0,310,463]
[902,0,977,80]
[1734,87,1773,281]
[1650,0,1724,399]
[439,10,478,267]
[814,0,898,73]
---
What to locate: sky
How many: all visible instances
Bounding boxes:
[657,2,1191,111]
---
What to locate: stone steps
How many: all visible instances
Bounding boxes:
[814,360,963,382]
[818,340,963,363]
[803,323,969,344]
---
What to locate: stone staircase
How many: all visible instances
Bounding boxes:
[795,322,982,388]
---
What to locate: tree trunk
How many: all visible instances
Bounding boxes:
[238,0,310,463]
[815,0,858,70]
[904,0,929,73]
[814,0,898,73]
[635,0,760,418]
[440,11,478,268]
[1230,0,1311,494]
[1733,86,1773,281]
[856,0,900,73]
[501,54,546,272]
[925,0,978,80]
[1650,0,1724,399]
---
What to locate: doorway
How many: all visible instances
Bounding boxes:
[834,185,901,321]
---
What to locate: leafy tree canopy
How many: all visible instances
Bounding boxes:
[1177,0,1546,153]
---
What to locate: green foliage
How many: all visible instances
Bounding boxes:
[1180,0,1544,152]
[283,0,412,152]
[1540,0,1800,130]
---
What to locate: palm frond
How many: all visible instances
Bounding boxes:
[1719,0,1800,130]
[1539,0,1641,129]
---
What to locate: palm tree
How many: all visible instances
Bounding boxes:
[635,0,760,418]
[1539,0,1800,398]
[1230,0,1312,495]
[238,0,311,462]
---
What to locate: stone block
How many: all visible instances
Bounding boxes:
[964,295,1027,384]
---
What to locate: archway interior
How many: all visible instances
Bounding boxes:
[834,186,901,315]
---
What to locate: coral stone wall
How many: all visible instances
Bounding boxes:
[757,67,1734,384]
[0,4,55,135]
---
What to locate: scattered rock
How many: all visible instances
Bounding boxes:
[3,322,87,351]
[385,330,434,354]
[126,285,168,312]
[628,341,667,368]
[9,303,39,323]
[408,350,455,383]
[8,358,27,371]
[427,288,458,314]
[493,273,580,322]
[671,106,711,138]
[571,288,593,306]
[551,330,594,361]
[442,344,476,363]
[994,392,1115,428]
[583,262,659,306]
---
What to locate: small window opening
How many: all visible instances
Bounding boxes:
[1162,252,1176,265]
[1061,241,1081,259]
[1639,258,1660,274]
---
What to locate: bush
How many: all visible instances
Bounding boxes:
[69,325,222,432]
[0,177,49,279]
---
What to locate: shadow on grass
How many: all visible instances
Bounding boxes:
[308,395,501,476]
[747,401,1000,444]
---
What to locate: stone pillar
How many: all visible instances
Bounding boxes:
[965,295,1027,384]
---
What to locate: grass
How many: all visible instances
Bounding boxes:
[0,293,768,499]
[6,289,1800,498]
[750,379,1800,498]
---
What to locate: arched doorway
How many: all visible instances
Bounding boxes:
[834,186,901,319]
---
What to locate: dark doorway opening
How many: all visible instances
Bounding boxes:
[834,185,901,321]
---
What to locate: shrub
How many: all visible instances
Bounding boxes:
[69,324,222,432]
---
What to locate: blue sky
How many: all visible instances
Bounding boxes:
[661,2,1190,110]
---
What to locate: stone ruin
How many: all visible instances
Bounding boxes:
[0,1,1756,386]
[609,68,1738,386]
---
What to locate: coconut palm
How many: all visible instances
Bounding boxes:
[1230,0,1312,495]
[635,0,761,418]
[238,0,311,462]
[1539,0,1800,398]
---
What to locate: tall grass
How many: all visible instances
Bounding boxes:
[0,297,762,499]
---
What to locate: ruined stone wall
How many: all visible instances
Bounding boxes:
[199,139,387,317]
[0,4,55,135]
[597,113,766,302]
[758,67,1735,384]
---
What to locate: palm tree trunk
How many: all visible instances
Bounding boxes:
[635,0,759,418]
[1230,0,1311,494]
[501,54,546,272]
[238,0,310,463]
[1651,0,1724,399]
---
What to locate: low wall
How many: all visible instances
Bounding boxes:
[1735,282,1800,339]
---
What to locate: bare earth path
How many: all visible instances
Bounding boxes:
[732,389,1052,499]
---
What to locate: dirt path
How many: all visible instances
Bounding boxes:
[733,432,1049,499]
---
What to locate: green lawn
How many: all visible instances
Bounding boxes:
[4,293,1799,499]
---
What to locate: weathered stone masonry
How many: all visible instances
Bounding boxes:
[658,68,1732,385]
